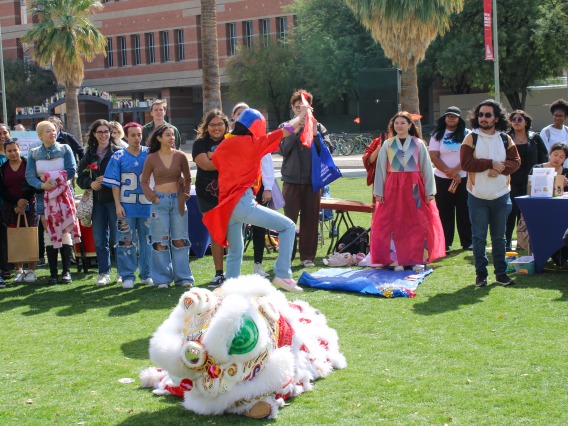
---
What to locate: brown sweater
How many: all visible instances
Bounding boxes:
[141,150,191,216]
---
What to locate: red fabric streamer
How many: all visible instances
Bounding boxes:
[299,91,315,148]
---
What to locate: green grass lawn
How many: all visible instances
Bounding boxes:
[1,177,567,425]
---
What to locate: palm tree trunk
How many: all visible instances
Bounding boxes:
[201,0,222,113]
[400,66,420,115]
[65,84,83,144]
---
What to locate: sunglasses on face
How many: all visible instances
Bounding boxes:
[511,116,524,123]
[477,112,494,118]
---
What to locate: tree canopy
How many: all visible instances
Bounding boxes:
[22,0,107,140]
[226,0,391,122]
[421,0,568,109]
[1,59,56,126]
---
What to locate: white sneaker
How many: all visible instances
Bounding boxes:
[140,277,154,286]
[157,283,169,289]
[96,274,111,286]
[272,276,303,293]
[117,275,123,284]
[14,270,26,283]
[23,271,37,283]
[253,263,270,278]
[302,260,316,268]
[122,279,134,289]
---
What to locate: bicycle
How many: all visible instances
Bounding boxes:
[329,133,353,156]
[349,134,372,155]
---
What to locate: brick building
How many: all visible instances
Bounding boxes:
[0,0,294,135]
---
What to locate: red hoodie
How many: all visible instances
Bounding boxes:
[202,129,284,246]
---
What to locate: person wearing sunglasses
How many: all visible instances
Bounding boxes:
[539,99,568,161]
[460,100,520,287]
[505,110,547,251]
[77,119,122,286]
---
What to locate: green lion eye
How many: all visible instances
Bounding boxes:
[229,316,259,355]
[185,348,201,364]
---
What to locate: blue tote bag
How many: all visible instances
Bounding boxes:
[311,133,342,192]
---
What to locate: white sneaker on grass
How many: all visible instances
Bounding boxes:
[14,270,26,283]
[96,274,111,286]
[272,277,303,293]
[140,278,154,286]
[23,271,37,283]
[122,279,134,289]
[117,275,123,284]
[157,283,169,289]
[253,263,270,278]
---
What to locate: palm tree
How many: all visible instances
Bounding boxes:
[22,0,107,142]
[201,0,222,112]
[344,0,464,119]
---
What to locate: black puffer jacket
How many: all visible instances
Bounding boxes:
[77,144,121,204]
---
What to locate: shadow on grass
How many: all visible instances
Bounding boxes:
[121,337,151,359]
[117,399,277,425]
[412,283,496,315]
[0,278,192,317]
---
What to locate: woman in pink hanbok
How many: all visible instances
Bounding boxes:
[371,112,445,267]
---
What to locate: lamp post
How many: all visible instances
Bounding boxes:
[0,20,8,124]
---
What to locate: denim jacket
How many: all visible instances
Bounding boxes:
[25,142,77,191]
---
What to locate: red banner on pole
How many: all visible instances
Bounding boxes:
[483,0,494,61]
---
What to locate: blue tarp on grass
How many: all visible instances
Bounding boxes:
[298,268,433,297]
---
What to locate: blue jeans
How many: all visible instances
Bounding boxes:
[92,201,117,274]
[149,192,194,286]
[116,216,151,281]
[468,192,512,278]
[226,189,295,279]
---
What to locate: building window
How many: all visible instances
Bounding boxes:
[276,17,287,43]
[118,36,127,67]
[145,33,155,64]
[243,21,253,48]
[174,29,185,61]
[105,37,114,68]
[160,31,170,63]
[259,18,270,47]
[227,23,237,56]
[131,34,141,65]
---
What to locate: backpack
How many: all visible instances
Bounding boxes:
[471,132,509,151]
[334,226,369,254]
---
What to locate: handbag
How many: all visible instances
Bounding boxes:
[7,213,39,263]
[76,189,94,226]
[268,180,285,210]
[311,133,342,192]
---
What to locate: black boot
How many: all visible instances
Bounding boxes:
[46,246,59,284]
[60,245,73,284]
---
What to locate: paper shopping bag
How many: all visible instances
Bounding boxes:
[7,214,39,263]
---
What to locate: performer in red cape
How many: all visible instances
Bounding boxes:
[203,108,306,293]
[371,112,445,267]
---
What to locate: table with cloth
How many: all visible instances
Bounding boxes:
[515,195,568,273]
[187,187,211,258]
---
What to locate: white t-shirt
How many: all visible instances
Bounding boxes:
[429,129,470,178]
[540,125,568,167]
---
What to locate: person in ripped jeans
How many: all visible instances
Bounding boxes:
[103,122,153,289]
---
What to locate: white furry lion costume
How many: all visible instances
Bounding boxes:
[140,275,346,418]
